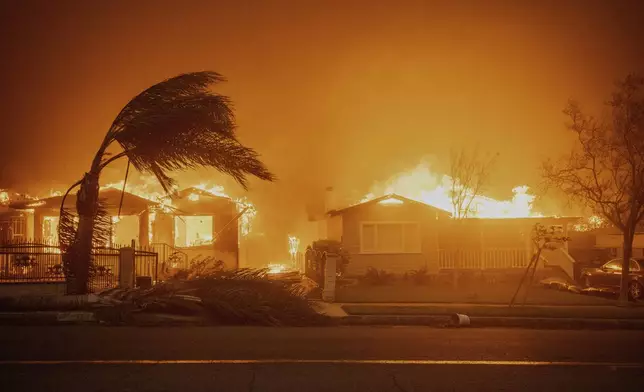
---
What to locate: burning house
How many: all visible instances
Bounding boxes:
[5,186,241,269]
[321,194,578,278]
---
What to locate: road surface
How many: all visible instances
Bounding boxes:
[1,326,643,391]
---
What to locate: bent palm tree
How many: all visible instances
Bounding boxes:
[59,72,275,294]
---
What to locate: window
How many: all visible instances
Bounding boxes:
[42,216,59,243]
[360,222,421,254]
[603,258,641,271]
[603,259,622,271]
[174,215,214,247]
[10,216,26,240]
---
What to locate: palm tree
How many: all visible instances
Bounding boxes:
[58,71,275,295]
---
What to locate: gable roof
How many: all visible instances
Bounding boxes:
[328,194,452,217]
[176,187,232,201]
[8,188,157,215]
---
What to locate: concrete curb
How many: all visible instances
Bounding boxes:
[0,311,97,325]
[338,315,644,329]
[2,311,643,329]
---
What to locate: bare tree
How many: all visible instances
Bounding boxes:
[59,72,275,295]
[449,147,497,287]
[543,74,644,304]
[449,147,497,218]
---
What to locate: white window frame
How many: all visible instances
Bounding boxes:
[359,221,421,254]
[174,215,215,248]
[10,216,26,240]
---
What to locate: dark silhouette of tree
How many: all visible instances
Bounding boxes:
[543,74,644,304]
[449,146,497,219]
[449,146,497,288]
[59,72,275,295]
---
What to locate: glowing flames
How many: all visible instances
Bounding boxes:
[360,160,542,218]
[195,183,229,198]
[100,176,257,237]
[572,215,605,232]
[235,197,256,237]
[288,235,300,259]
[267,263,288,274]
[101,176,174,211]
[0,190,9,205]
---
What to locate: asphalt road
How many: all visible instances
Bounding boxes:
[1,326,643,391]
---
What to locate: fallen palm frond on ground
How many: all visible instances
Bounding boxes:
[95,267,330,326]
[539,277,618,299]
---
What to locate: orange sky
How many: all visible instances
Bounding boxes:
[1,0,643,241]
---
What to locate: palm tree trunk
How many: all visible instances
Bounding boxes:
[67,172,100,295]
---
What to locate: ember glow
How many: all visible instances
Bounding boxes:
[266,263,288,274]
[42,216,59,243]
[195,183,229,198]
[288,235,300,259]
[236,197,256,237]
[0,190,9,205]
[572,215,606,232]
[100,176,258,237]
[174,215,214,247]
[360,160,542,218]
[101,176,174,210]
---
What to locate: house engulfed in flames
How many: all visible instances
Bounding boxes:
[314,161,581,279]
[5,186,242,269]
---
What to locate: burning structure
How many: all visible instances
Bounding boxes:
[313,160,581,279]
[5,186,241,269]
[322,194,578,278]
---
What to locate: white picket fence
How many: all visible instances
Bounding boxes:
[438,248,530,270]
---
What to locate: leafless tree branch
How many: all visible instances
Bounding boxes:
[542,74,644,303]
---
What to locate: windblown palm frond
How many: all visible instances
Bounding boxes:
[59,71,275,295]
[96,267,330,326]
[103,71,275,192]
[59,200,112,251]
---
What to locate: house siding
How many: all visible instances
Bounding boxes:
[339,201,441,276]
[327,215,342,241]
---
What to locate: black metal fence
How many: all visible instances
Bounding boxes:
[90,246,120,292]
[0,241,65,283]
[134,247,159,283]
[0,240,158,292]
[151,242,189,269]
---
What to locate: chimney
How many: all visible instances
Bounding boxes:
[324,186,336,214]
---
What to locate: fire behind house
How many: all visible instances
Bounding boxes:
[317,193,580,280]
[4,187,241,269]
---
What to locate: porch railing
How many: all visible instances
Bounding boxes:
[438,248,530,270]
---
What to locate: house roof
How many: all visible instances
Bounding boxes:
[462,216,582,224]
[176,187,232,201]
[327,194,452,217]
[8,188,157,215]
[327,194,581,223]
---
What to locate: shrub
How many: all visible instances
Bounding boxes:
[362,267,395,286]
[304,240,350,280]
[404,267,430,286]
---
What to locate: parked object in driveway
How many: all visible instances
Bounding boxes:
[579,258,644,300]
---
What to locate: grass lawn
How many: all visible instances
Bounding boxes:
[336,280,620,306]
